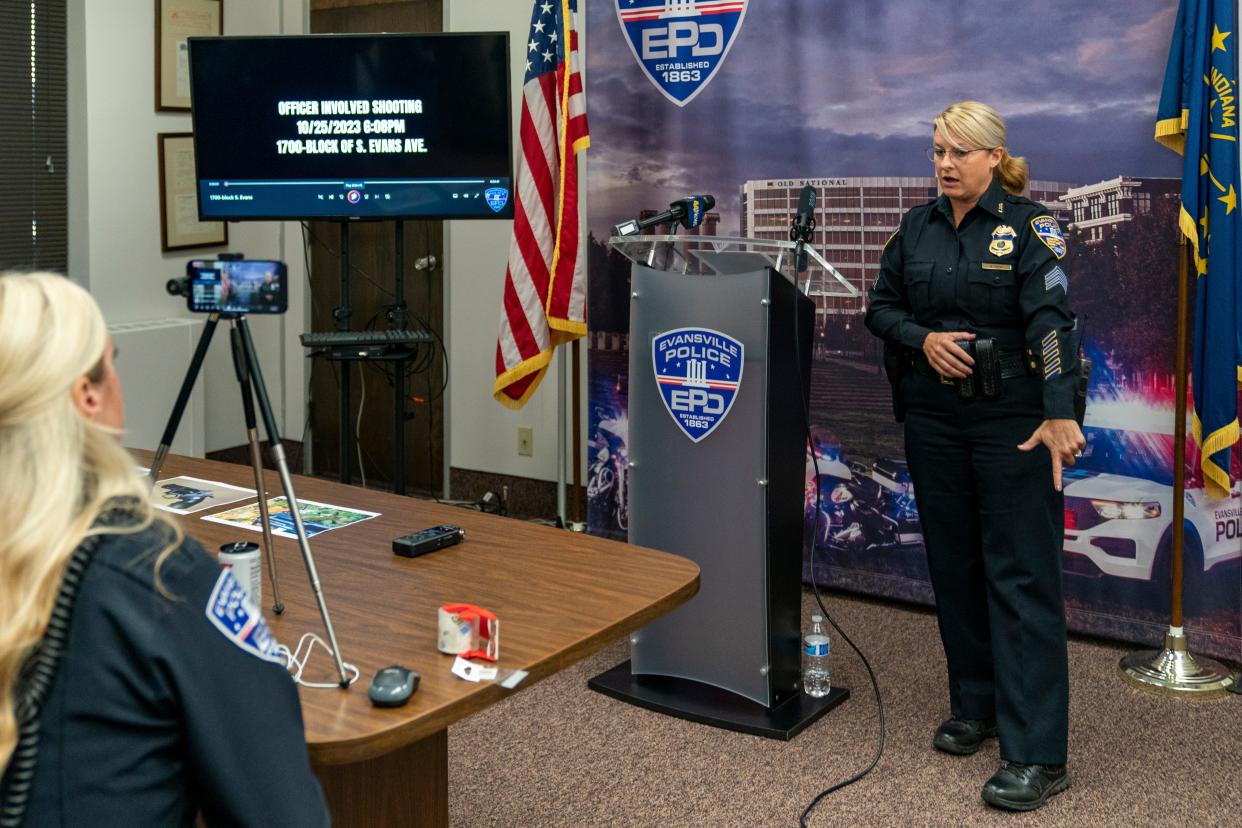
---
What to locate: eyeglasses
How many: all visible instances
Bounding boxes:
[926,146,992,162]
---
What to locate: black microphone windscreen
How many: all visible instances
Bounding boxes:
[797,185,816,216]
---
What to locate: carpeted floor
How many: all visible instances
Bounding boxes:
[448,589,1242,827]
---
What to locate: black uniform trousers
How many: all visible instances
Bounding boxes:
[902,370,1069,765]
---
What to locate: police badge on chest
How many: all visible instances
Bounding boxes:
[989,224,1016,257]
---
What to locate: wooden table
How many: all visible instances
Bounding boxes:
[138,452,699,827]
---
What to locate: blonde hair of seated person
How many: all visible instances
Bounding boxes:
[0,271,179,770]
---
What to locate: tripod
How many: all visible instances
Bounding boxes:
[149,312,351,687]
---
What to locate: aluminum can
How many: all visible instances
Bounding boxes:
[218,541,262,606]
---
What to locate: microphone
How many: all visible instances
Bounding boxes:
[790,185,816,243]
[790,185,817,272]
[659,194,715,230]
[612,194,716,236]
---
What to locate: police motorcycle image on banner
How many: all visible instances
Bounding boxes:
[584,0,1241,660]
[804,426,923,567]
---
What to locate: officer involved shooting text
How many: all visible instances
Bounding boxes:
[274,98,428,155]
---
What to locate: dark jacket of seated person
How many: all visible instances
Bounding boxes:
[2,503,330,827]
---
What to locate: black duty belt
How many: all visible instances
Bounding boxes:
[911,339,1030,400]
[911,349,1028,381]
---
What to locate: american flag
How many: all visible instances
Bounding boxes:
[493,0,590,408]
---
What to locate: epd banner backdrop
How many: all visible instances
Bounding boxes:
[585,0,1242,660]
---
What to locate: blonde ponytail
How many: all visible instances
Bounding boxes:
[995,150,1029,196]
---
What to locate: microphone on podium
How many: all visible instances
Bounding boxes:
[612,194,716,236]
[789,185,817,273]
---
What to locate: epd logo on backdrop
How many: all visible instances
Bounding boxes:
[616,0,748,107]
[652,327,744,442]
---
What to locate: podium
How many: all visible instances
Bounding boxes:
[588,236,856,739]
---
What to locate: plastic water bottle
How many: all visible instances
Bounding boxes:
[802,614,831,697]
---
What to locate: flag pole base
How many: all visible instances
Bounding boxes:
[1120,629,1234,697]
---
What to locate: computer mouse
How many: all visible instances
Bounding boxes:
[368,664,419,707]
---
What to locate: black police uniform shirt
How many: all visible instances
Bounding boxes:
[865,175,1079,420]
[19,516,329,827]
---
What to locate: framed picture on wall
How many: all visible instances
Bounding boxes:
[158,132,227,251]
[156,0,222,111]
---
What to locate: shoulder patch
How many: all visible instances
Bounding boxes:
[205,568,284,664]
[1030,216,1066,259]
[1044,266,1068,293]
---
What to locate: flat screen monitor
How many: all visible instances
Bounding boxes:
[188,33,513,221]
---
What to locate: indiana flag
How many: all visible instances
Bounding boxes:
[1156,0,1240,499]
[494,0,590,408]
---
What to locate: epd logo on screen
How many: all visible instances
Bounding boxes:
[616,0,749,107]
[652,327,744,443]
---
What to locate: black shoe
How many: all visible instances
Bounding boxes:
[932,717,997,755]
[981,762,1070,811]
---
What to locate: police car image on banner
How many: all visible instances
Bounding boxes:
[616,0,749,107]
[652,326,744,442]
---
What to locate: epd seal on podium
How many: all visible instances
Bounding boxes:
[652,327,744,443]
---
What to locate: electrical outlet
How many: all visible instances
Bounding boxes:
[517,426,534,457]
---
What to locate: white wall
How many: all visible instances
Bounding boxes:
[67,0,308,454]
[444,0,585,485]
[68,0,584,482]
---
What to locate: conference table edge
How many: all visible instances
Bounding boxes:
[131,450,701,767]
[307,572,699,765]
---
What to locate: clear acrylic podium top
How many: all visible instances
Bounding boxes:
[609,234,860,299]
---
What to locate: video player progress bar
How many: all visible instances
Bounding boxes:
[219,178,494,186]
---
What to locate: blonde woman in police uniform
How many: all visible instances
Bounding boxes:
[0,272,328,826]
[865,101,1084,812]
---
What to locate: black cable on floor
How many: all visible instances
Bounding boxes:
[792,289,886,827]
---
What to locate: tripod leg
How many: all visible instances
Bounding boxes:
[150,314,220,482]
[236,317,350,687]
[229,322,284,615]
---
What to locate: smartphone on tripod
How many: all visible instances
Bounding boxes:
[186,259,288,314]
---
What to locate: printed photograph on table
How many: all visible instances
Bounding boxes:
[203,497,379,539]
[583,0,1242,660]
[151,475,255,515]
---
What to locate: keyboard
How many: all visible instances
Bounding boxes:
[300,329,433,349]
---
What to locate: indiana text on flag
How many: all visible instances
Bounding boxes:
[1156,0,1241,499]
[494,0,590,408]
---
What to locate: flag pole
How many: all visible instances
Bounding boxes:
[571,337,585,529]
[1119,237,1233,695]
[557,348,568,527]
